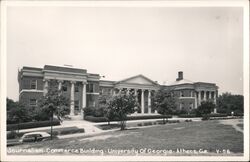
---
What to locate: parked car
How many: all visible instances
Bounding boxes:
[19,132,51,143]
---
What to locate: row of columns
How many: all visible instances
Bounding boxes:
[43,79,87,116]
[197,90,216,106]
[114,88,155,114]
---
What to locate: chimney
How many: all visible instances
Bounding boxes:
[176,71,183,81]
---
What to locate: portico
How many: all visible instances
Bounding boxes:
[196,90,217,106]
[110,74,160,115]
[42,65,89,116]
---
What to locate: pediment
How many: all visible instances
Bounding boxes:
[117,75,158,85]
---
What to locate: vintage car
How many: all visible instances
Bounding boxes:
[19,132,51,143]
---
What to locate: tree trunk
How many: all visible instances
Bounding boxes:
[50,111,53,140]
[120,120,126,130]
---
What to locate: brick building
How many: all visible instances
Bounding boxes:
[18,65,218,117]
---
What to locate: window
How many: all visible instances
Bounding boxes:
[99,88,104,95]
[62,84,67,91]
[30,99,37,106]
[88,83,94,93]
[189,103,193,109]
[74,100,79,110]
[180,103,184,109]
[30,80,37,89]
[180,91,184,97]
[75,85,79,92]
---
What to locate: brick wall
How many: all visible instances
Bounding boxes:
[19,91,43,108]
[19,76,43,91]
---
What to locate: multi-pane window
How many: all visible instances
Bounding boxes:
[189,103,193,109]
[180,91,184,97]
[87,83,94,93]
[75,85,79,92]
[180,103,184,109]
[62,84,67,91]
[30,80,37,89]
[74,100,79,110]
[30,99,37,106]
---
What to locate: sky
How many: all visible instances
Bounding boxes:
[6,6,243,101]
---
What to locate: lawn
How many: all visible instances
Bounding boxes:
[7,120,243,156]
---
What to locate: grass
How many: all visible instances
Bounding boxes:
[8,120,243,155]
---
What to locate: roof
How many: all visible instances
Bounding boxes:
[169,78,194,86]
[23,132,50,135]
[43,65,87,74]
[115,74,159,85]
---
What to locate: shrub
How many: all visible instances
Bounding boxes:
[96,124,120,130]
[84,115,172,122]
[84,116,108,122]
[185,119,192,122]
[166,120,180,123]
[83,107,95,117]
[7,119,60,131]
[59,128,84,135]
[201,115,210,120]
[7,131,19,139]
[137,123,143,126]
[206,113,227,117]
[178,114,197,118]
[94,107,105,117]
[144,122,153,126]
[127,115,172,121]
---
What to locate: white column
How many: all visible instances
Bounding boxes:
[43,79,49,96]
[209,91,212,99]
[119,88,122,94]
[214,91,217,104]
[198,91,201,106]
[194,91,198,108]
[82,81,87,115]
[141,89,145,114]
[148,90,151,114]
[70,81,75,116]
[134,89,138,97]
[58,80,63,90]
[213,91,217,113]
[203,91,207,101]
[134,89,138,114]
[126,88,130,95]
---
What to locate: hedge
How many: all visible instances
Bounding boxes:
[84,115,172,123]
[84,116,108,122]
[127,115,172,121]
[178,114,197,118]
[204,113,228,117]
[7,119,60,131]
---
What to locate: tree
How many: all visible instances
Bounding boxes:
[217,92,243,115]
[196,101,215,117]
[106,91,137,130]
[152,88,176,124]
[38,80,70,139]
[99,94,115,125]
[7,98,31,124]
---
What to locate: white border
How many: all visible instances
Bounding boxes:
[1,0,249,161]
